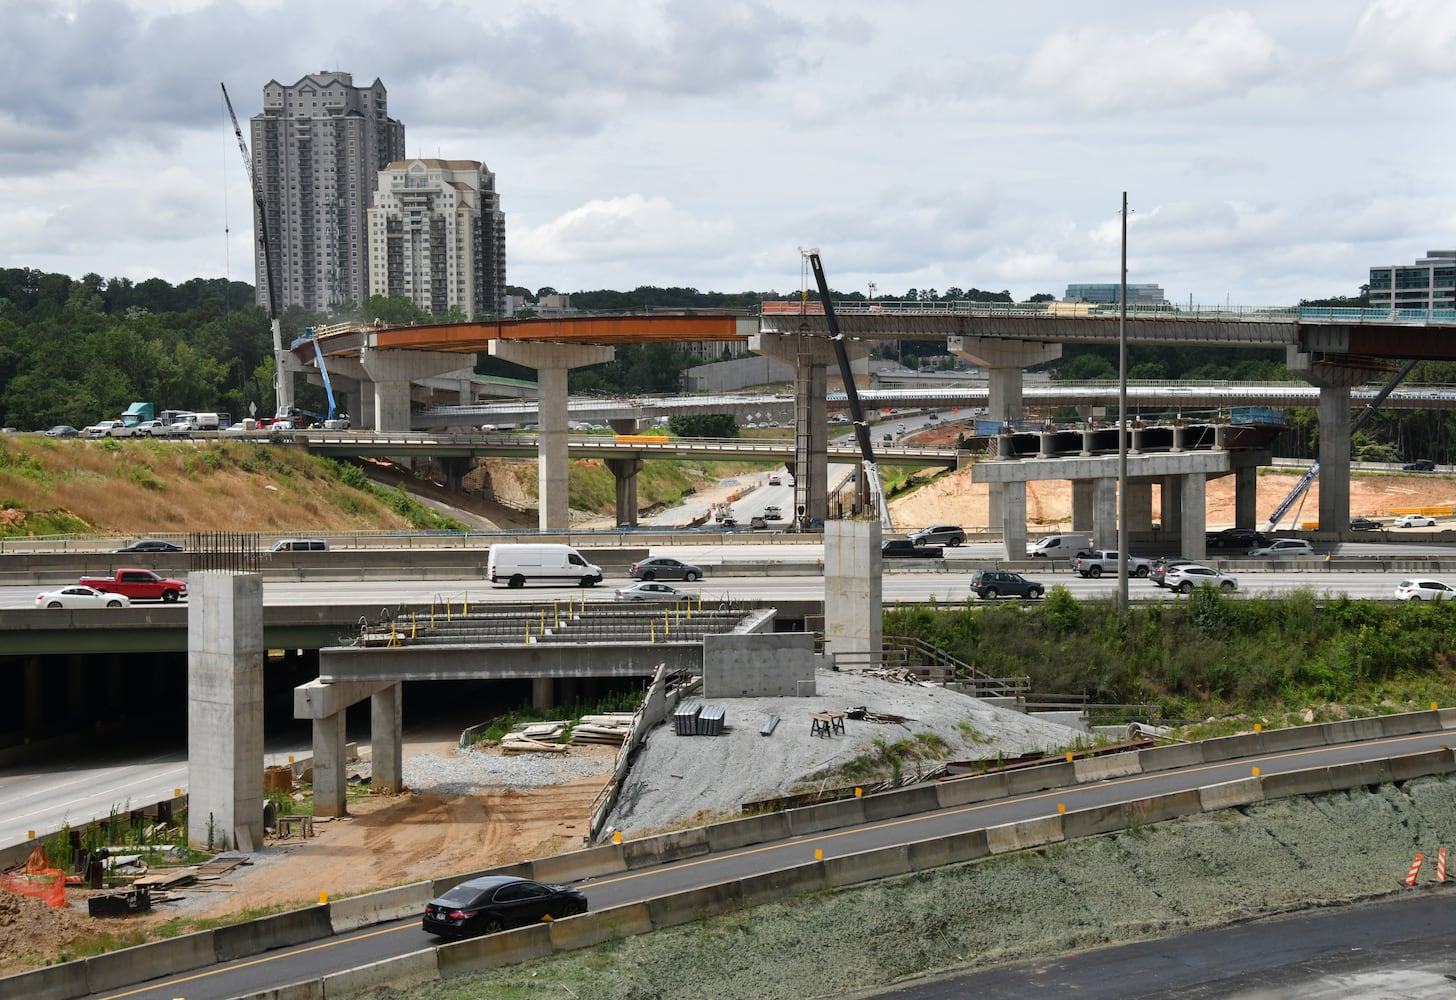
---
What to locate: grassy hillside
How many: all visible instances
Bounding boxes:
[0,437,461,538]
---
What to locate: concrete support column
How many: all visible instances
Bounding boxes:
[24,656,44,741]
[1080,428,1095,456]
[312,712,348,818]
[187,572,265,851]
[359,346,470,433]
[370,684,403,795]
[357,382,376,430]
[1318,385,1352,531]
[533,676,554,711]
[1126,481,1154,531]
[489,341,615,532]
[1092,478,1117,548]
[1130,425,1144,455]
[1001,482,1028,561]
[750,333,867,527]
[1072,480,1094,533]
[440,457,473,494]
[606,457,644,527]
[1181,475,1208,561]
[823,520,882,662]
[1162,476,1183,534]
[1235,467,1259,529]
[1172,423,1187,452]
[1037,429,1055,459]
[608,418,644,435]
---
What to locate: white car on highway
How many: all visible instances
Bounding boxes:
[1163,565,1238,593]
[35,586,132,609]
[1393,514,1437,528]
[614,581,693,602]
[1247,538,1316,557]
[1395,579,1456,601]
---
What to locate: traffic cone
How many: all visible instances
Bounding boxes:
[1436,848,1448,884]
[1405,854,1424,887]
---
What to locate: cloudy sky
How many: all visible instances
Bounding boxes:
[2,0,1452,306]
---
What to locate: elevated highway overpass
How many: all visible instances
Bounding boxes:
[288,300,1456,553]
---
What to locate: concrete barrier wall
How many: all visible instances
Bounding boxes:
[1137,742,1204,772]
[1388,748,1456,781]
[986,816,1064,854]
[705,811,792,852]
[737,863,829,906]
[935,771,1010,808]
[435,923,554,977]
[1129,789,1204,825]
[84,930,216,992]
[1322,718,1386,744]
[1072,754,1142,783]
[1005,761,1074,796]
[906,829,990,870]
[1324,759,1391,789]
[862,784,941,822]
[547,902,655,951]
[1258,725,1325,752]
[321,949,440,997]
[232,981,323,1000]
[1200,732,1263,763]
[530,845,625,885]
[1381,710,1443,737]
[213,905,333,963]
[1260,767,1334,799]
[823,845,913,887]
[1061,802,1137,840]
[622,828,711,869]
[787,797,866,836]
[645,879,746,928]
[1199,777,1263,812]
[0,961,89,1000]
[328,882,435,934]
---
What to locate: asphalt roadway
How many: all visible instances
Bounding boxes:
[78,727,1456,1000]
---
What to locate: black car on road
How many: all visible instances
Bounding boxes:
[1349,517,1383,531]
[970,569,1044,600]
[1403,459,1437,472]
[423,875,587,938]
[1205,528,1268,551]
[112,539,184,553]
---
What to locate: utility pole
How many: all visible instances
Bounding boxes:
[1118,192,1130,621]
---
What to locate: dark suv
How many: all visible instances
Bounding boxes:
[1403,459,1437,472]
[1205,528,1268,551]
[970,569,1044,600]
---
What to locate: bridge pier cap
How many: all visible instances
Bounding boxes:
[948,335,1061,369]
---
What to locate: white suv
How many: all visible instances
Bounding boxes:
[1247,538,1316,557]
[910,524,966,547]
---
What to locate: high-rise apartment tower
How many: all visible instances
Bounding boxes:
[250,71,405,313]
[367,159,507,319]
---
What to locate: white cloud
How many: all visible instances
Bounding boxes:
[1022,10,1280,113]
[1347,0,1456,86]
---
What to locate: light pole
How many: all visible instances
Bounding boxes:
[1117,192,1130,621]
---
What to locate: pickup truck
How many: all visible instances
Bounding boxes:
[77,569,188,602]
[882,539,943,559]
[81,420,127,439]
[1071,549,1152,578]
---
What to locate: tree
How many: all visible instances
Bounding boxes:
[668,414,737,438]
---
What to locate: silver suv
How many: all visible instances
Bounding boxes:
[910,524,966,547]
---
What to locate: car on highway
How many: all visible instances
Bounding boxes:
[1163,565,1238,593]
[749,515,769,530]
[614,581,693,602]
[45,425,79,438]
[1403,459,1437,472]
[1206,527,1269,551]
[1247,538,1317,557]
[763,504,783,519]
[35,586,132,609]
[422,875,587,938]
[768,473,783,485]
[909,524,966,547]
[628,556,703,582]
[111,539,184,553]
[969,569,1044,600]
[1349,517,1383,531]
[1149,558,1197,587]
[1395,579,1456,601]
[1393,513,1437,528]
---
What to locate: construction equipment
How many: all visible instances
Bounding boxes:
[803,250,892,530]
[221,82,294,420]
[1264,359,1418,529]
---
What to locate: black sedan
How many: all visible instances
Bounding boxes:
[112,539,184,553]
[1205,528,1268,550]
[422,875,587,938]
[45,425,79,438]
[1349,517,1383,531]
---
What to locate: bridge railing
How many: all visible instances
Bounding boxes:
[765,300,1456,325]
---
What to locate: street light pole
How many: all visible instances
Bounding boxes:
[1117,191,1130,620]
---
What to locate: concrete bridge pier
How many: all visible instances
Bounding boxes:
[749,333,866,526]
[1235,466,1259,528]
[606,458,644,526]
[359,347,465,432]
[1127,481,1154,531]
[1162,476,1183,534]
[1317,385,1352,531]
[1093,478,1117,548]
[1181,475,1208,560]
[949,335,1061,531]
[1072,481,1093,532]
[295,678,398,818]
[489,341,615,531]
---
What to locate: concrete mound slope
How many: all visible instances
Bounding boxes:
[605,668,1087,837]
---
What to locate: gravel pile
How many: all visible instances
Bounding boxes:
[605,668,1088,837]
[401,745,616,796]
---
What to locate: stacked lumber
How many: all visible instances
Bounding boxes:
[570,713,636,745]
[500,735,569,754]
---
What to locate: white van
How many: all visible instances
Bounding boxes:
[487,543,603,588]
[1027,534,1092,560]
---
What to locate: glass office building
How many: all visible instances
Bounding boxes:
[1367,250,1456,311]
[1064,283,1167,305]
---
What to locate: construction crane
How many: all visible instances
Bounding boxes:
[803,250,892,531]
[221,82,294,419]
[1264,359,1419,530]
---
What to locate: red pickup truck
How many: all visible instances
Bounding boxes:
[78,569,188,602]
